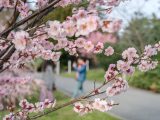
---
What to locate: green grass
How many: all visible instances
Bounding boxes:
[0,91,119,120]
[62,69,105,82]
[37,91,119,120]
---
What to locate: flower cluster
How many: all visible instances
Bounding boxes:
[104,64,118,81]
[0,71,44,111]
[106,77,128,97]
[0,0,82,18]
[0,0,125,70]
[74,98,115,115]
[0,0,160,119]
[104,46,114,56]
[19,99,56,112]
[3,99,56,120]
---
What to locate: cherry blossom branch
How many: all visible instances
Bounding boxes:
[0,0,61,37]
[25,0,56,30]
[29,73,119,119]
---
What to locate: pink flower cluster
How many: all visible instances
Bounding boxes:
[0,0,83,18]
[0,0,124,69]
[137,44,159,72]
[74,99,114,115]
[106,77,128,97]
[37,0,48,8]
[104,64,118,81]
[1,0,160,119]
[0,72,38,111]
[19,99,56,112]
[3,99,56,120]
[46,9,121,39]
[58,0,82,7]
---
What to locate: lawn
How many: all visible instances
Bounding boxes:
[62,68,105,82]
[0,91,119,120]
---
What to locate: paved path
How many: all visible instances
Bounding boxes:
[34,73,160,120]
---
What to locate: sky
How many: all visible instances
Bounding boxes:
[110,0,160,28]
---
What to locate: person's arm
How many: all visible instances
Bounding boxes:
[73,63,78,71]
[73,66,78,71]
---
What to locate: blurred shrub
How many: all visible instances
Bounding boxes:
[42,5,73,22]
[129,54,160,93]
[129,64,160,93]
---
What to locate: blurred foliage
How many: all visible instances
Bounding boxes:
[122,14,160,92]
[98,14,160,69]
[129,66,160,93]
[42,5,73,22]
[120,13,160,53]
[97,13,160,92]
[97,42,126,70]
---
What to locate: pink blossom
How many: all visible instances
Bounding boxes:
[19,99,29,109]
[74,102,85,114]
[138,60,158,72]
[94,42,104,54]
[104,46,114,56]
[144,45,157,57]
[117,60,135,75]
[92,98,114,112]
[44,99,53,108]
[122,47,139,62]
[101,20,122,33]
[155,41,160,51]
[92,98,107,112]
[84,41,94,52]
[75,38,86,48]
[35,102,44,112]
[17,1,29,18]
[51,52,61,61]
[58,0,82,7]
[87,32,117,44]
[12,31,29,50]
[0,0,15,8]
[3,113,14,120]
[37,0,48,8]
[68,48,77,55]
[63,20,76,37]
[41,50,52,60]
[47,21,65,39]
[107,0,121,6]
[104,64,118,81]
[106,77,128,97]
[76,16,98,37]
[58,38,68,48]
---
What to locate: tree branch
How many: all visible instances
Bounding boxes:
[0,0,61,37]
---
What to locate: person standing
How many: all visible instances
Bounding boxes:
[40,60,56,102]
[72,58,87,98]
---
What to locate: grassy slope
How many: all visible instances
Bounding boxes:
[0,91,119,120]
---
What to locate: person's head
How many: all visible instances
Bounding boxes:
[77,58,85,65]
[42,60,56,72]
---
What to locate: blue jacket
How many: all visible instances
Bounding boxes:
[74,64,86,82]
